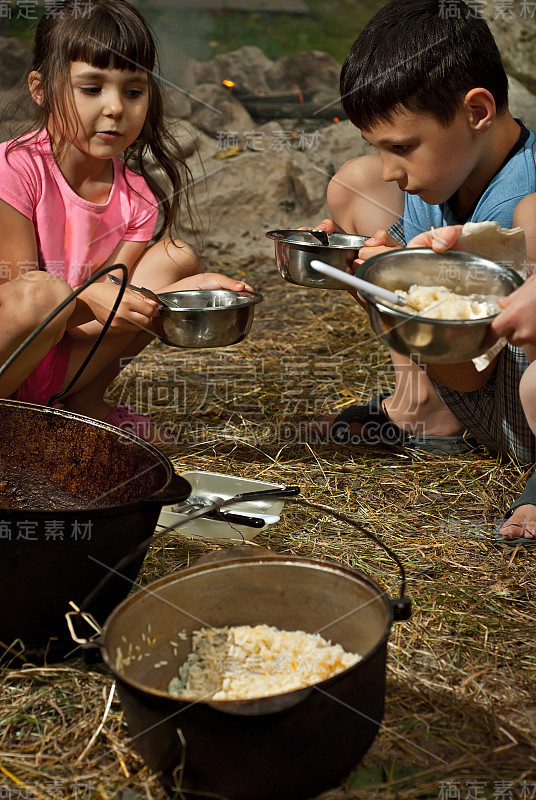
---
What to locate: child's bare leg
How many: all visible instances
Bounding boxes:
[61,238,200,418]
[499,356,536,540]
[326,154,404,234]
[382,353,465,436]
[0,272,73,397]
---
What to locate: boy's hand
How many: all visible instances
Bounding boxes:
[168,272,254,293]
[357,229,401,262]
[406,225,464,251]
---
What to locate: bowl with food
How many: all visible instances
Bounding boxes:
[156,289,263,348]
[90,547,408,800]
[355,248,523,362]
[266,229,369,289]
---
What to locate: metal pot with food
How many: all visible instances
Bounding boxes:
[74,542,410,800]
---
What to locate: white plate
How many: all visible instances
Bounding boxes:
[157,471,285,541]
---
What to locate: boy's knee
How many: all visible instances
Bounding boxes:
[520,366,536,413]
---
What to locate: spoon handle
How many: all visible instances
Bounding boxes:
[108,273,163,307]
[310,260,408,308]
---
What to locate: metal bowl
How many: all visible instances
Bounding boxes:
[356,248,523,363]
[266,229,369,289]
[155,289,263,348]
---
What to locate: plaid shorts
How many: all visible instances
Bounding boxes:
[431,345,536,466]
[387,217,406,246]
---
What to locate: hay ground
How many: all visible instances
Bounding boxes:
[2,253,536,799]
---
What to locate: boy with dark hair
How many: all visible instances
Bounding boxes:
[313,0,536,453]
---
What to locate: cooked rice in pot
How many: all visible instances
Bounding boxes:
[168,624,362,701]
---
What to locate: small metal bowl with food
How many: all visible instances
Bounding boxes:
[353,248,523,363]
[155,288,263,348]
[266,229,369,289]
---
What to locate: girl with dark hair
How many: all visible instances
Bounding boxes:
[0,0,250,442]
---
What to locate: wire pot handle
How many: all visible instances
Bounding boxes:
[0,263,129,405]
[77,488,302,615]
[65,602,103,648]
[76,493,410,632]
[289,498,411,620]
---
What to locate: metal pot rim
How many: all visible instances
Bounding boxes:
[100,554,394,708]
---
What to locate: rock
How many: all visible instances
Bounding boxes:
[194,46,275,94]
[287,150,330,215]
[164,87,192,120]
[164,119,201,158]
[0,86,35,123]
[189,83,256,139]
[486,4,536,88]
[180,147,331,257]
[265,50,341,96]
[0,37,30,90]
[507,75,536,132]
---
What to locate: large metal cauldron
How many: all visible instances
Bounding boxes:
[0,399,190,660]
[99,551,406,800]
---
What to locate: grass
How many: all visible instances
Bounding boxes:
[1,253,536,798]
[140,0,386,64]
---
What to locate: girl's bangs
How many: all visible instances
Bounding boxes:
[67,15,155,72]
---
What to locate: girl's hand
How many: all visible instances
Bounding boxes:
[76,282,160,332]
[305,219,346,235]
[167,272,254,292]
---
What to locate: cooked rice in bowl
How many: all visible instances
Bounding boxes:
[168,624,362,701]
[394,284,500,320]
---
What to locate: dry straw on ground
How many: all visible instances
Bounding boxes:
[1,255,535,799]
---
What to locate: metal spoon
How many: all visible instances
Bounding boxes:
[310,260,420,312]
[108,273,178,309]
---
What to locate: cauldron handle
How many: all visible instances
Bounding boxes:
[288,498,411,621]
[0,263,129,405]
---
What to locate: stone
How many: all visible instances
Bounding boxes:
[0,37,30,91]
[507,75,536,132]
[164,87,192,120]
[486,4,536,88]
[189,83,256,140]
[265,50,341,96]
[194,46,275,94]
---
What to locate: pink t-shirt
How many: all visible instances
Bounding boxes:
[0,129,158,286]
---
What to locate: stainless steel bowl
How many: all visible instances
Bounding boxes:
[356,248,523,363]
[266,229,369,289]
[156,289,263,348]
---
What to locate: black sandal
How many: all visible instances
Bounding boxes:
[330,393,479,455]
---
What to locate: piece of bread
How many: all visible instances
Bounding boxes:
[457,221,527,274]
